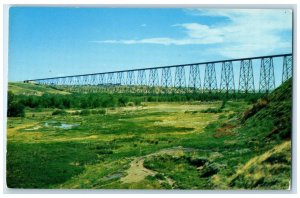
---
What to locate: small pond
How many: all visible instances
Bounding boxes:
[44,121,79,129]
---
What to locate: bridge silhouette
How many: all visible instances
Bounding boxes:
[25,53,292,94]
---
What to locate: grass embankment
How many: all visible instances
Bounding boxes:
[8,82,70,96]
[140,79,292,190]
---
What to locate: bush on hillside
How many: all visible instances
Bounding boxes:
[7,91,25,117]
[241,98,269,123]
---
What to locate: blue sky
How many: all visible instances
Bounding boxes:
[8,7,292,83]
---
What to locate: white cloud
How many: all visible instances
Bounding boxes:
[190,9,292,57]
[90,9,292,58]
[173,23,224,43]
[90,23,224,45]
[90,36,222,46]
[192,9,292,30]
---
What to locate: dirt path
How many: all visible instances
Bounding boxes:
[7,122,38,136]
[120,157,156,183]
[120,147,197,187]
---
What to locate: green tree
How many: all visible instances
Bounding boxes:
[7,91,25,117]
[118,96,129,106]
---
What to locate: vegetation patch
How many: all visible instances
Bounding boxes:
[200,108,222,113]
[52,109,68,116]
[213,124,236,138]
[228,141,291,190]
[6,80,292,189]
[6,142,101,188]
[143,153,221,189]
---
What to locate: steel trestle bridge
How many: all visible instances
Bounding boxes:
[25,54,293,94]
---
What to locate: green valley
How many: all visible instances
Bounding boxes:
[6,80,292,189]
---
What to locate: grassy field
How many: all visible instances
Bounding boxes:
[6,80,292,189]
[8,82,70,96]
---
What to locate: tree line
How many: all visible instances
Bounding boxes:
[7,91,264,117]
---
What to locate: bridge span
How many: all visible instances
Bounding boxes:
[24,54,292,94]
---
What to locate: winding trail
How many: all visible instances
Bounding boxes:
[120,147,197,187]
[120,157,156,183]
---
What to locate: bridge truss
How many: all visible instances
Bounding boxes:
[24,54,293,94]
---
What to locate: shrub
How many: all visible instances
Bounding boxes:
[127,102,134,107]
[91,109,106,115]
[241,98,269,123]
[52,110,67,116]
[98,109,106,114]
[200,163,220,177]
[145,175,156,181]
[8,101,25,117]
[220,100,227,109]
[80,109,90,116]
[188,157,209,167]
[218,114,226,119]
[133,98,142,106]
[72,111,80,115]
[155,173,165,180]
[228,113,236,119]
[201,108,222,113]
[161,182,172,189]
[101,95,117,107]
[143,161,156,170]
[265,152,289,165]
[118,96,129,107]
[7,91,25,117]
[96,149,113,155]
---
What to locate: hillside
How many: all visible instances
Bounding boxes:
[220,78,292,189]
[8,82,70,96]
